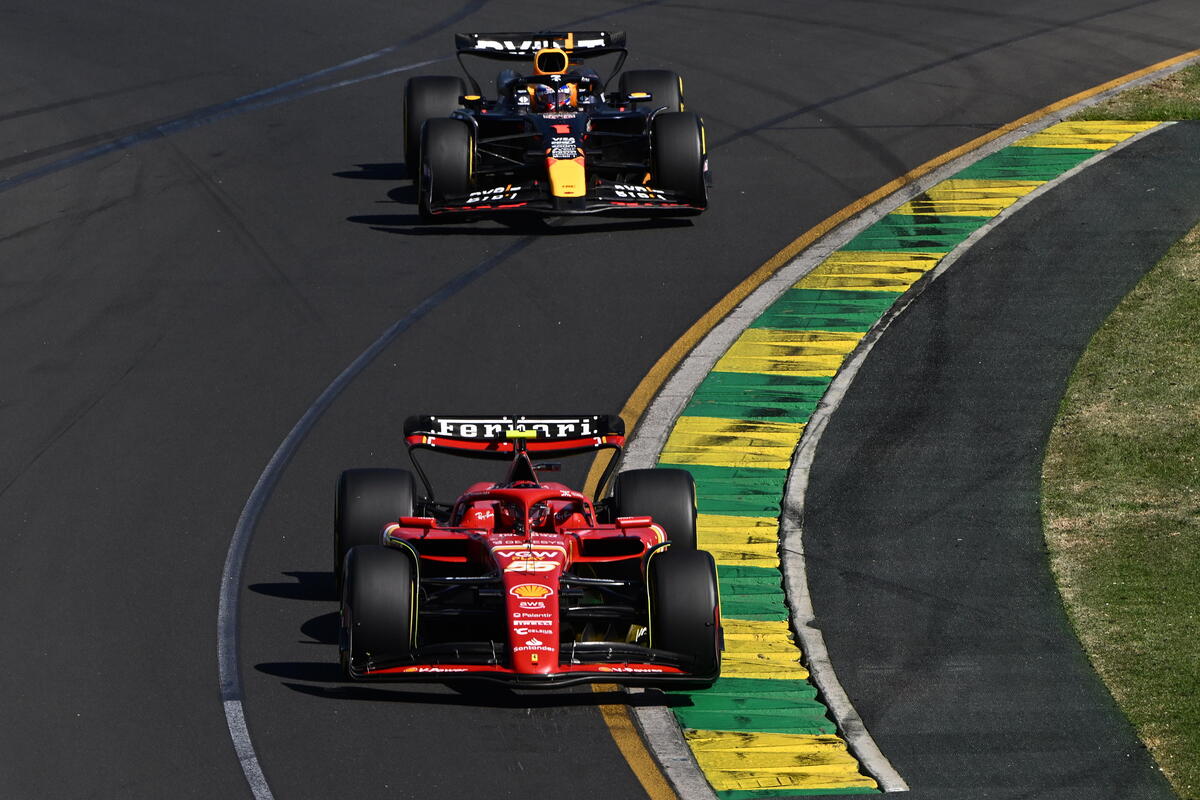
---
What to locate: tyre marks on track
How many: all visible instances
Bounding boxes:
[647,119,1161,798]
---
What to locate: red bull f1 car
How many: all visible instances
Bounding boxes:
[335,414,722,688]
[404,31,709,218]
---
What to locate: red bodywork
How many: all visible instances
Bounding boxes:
[339,414,717,687]
[354,484,685,683]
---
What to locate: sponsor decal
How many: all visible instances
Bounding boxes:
[494,548,562,559]
[519,600,547,610]
[402,666,472,673]
[505,560,556,572]
[597,666,668,673]
[613,184,667,201]
[472,36,606,53]
[550,136,578,160]
[514,627,555,635]
[510,584,553,599]
[542,112,578,120]
[512,635,555,653]
[467,185,520,204]
[513,611,553,620]
[510,618,553,626]
[431,417,597,439]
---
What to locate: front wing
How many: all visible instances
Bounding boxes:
[426,179,705,217]
[345,643,715,688]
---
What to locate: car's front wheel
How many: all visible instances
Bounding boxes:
[648,548,721,687]
[652,111,707,208]
[341,545,416,676]
[418,117,473,219]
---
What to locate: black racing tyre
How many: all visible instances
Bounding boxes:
[648,548,721,686]
[418,117,473,219]
[618,69,683,112]
[341,545,416,675]
[652,111,707,206]
[335,468,415,594]
[404,75,466,178]
[612,468,697,550]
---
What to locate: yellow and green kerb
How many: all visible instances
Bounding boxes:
[655,120,1159,798]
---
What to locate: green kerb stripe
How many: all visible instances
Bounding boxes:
[719,566,788,621]
[683,372,833,423]
[841,214,992,252]
[750,288,904,332]
[658,463,789,518]
[954,145,1098,180]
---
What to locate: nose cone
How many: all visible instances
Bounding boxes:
[503,572,560,674]
[547,156,586,197]
[494,542,567,674]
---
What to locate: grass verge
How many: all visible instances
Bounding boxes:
[1073,63,1200,120]
[1042,207,1200,795]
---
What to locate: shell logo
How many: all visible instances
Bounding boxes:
[509,583,553,599]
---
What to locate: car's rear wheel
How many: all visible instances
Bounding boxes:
[341,545,416,676]
[335,468,415,595]
[404,75,466,179]
[648,548,721,686]
[418,117,473,219]
[652,111,707,207]
[612,468,697,550]
[618,69,684,112]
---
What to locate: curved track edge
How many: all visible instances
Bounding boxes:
[606,50,1200,800]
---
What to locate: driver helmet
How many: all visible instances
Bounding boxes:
[494,501,522,532]
[529,501,554,532]
[528,82,577,112]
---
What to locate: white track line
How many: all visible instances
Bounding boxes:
[218,238,536,798]
[621,88,1187,794]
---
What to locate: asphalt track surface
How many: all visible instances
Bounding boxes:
[2,1,1200,798]
[805,122,1200,799]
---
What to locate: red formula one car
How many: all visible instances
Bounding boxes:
[404,31,709,218]
[335,414,722,688]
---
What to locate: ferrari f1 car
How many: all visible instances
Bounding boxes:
[335,414,722,688]
[404,31,709,218]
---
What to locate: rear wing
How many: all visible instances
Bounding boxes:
[404,414,625,502]
[454,31,626,58]
[405,414,624,456]
[453,31,628,93]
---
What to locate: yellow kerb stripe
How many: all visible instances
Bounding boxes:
[714,329,865,376]
[697,514,780,568]
[685,730,879,791]
[796,250,945,292]
[660,416,805,470]
[1014,120,1160,149]
[893,179,1044,217]
[721,619,810,679]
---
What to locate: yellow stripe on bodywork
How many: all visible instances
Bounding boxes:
[1014,120,1159,149]
[893,179,1044,217]
[660,416,805,470]
[697,514,780,568]
[795,250,946,292]
[721,619,810,679]
[547,157,586,197]
[714,329,865,376]
[685,730,879,792]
